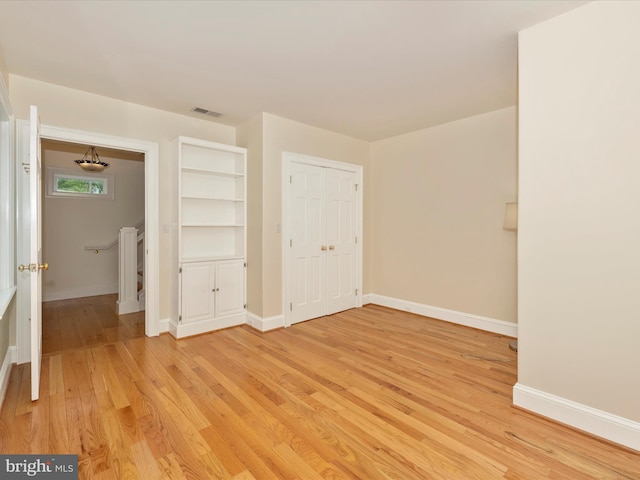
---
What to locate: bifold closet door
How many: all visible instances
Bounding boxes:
[290,162,356,324]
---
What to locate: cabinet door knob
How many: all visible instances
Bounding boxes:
[329,245,335,251]
[321,245,327,251]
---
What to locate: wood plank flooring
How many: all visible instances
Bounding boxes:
[1,295,639,479]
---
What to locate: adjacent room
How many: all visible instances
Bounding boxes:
[0,1,638,478]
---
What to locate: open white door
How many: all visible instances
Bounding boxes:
[28,105,44,401]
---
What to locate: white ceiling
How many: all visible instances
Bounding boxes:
[0,0,587,141]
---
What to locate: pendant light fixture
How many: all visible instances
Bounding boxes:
[74,146,110,172]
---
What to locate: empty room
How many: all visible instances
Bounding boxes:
[0,1,638,479]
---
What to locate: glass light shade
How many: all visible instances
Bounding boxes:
[74,146,109,172]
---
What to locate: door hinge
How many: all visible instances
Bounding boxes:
[179,267,182,274]
[244,304,247,309]
[290,302,293,311]
[355,288,359,296]
[290,239,293,247]
[355,184,358,191]
[178,315,182,323]
[355,236,358,244]
[290,175,293,184]
[244,262,247,268]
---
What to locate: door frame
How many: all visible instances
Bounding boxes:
[282,152,363,328]
[16,122,160,363]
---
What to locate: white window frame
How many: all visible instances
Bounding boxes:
[0,72,15,319]
[45,167,114,200]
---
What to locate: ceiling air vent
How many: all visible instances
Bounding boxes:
[192,107,222,118]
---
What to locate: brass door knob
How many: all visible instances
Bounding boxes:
[329,245,335,250]
[321,245,327,251]
[18,263,48,272]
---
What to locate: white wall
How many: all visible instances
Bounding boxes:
[9,75,236,323]
[517,1,640,449]
[0,45,7,89]
[41,146,145,301]
[370,107,517,324]
[236,114,264,317]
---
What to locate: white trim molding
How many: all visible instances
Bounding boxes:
[159,317,170,334]
[0,346,16,408]
[168,313,246,339]
[368,294,518,337]
[514,383,640,452]
[246,311,284,332]
[43,284,118,303]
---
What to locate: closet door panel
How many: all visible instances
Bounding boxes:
[326,169,357,315]
[290,162,326,323]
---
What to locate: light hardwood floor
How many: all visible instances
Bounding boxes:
[1,295,638,479]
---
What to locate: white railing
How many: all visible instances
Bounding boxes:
[84,220,144,253]
[117,226,145,315]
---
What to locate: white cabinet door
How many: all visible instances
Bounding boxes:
[181,262,215,325]
[215,259,245,318]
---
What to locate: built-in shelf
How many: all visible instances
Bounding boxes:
[173,136,247,338]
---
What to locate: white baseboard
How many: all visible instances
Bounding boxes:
[246,311,284,332]
[0,346,16,409]
[368,294,518,337]
[168,312,246,339]
[43,284,118,302]
[513,383,640,452]
[117,299,141,315]
[158,317,170,334]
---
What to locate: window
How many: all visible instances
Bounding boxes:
[46,167,114,199]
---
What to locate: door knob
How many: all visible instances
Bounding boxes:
[321,245,327,251]
[18,263,48,272]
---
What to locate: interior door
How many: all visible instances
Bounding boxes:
[325,168,357,315]
[289,162,357,324]
[290,162,326,323]
[28,105,44,401]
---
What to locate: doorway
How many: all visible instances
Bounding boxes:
[15,120,160,364]
[40,139,145,303]
[283,152,363,327]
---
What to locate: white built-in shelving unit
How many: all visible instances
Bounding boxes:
[171,136,247,338]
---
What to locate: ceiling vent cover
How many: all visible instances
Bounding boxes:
[192,107,222,118]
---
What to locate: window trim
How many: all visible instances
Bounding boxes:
[45,167,114,200]
[0,72,15,319]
